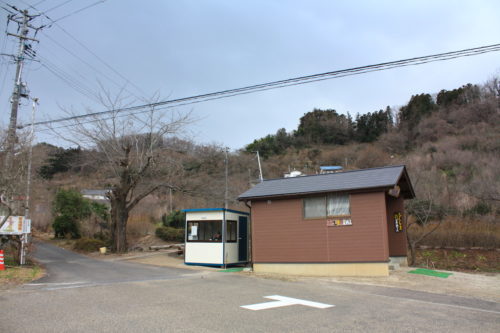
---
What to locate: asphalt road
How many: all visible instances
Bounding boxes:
[25,241,191,290]
[0,242,499,332]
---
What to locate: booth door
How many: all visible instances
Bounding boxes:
[238,216,248,261]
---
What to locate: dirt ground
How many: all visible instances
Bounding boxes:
[313,267,500,303]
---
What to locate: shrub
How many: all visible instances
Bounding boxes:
[53,189,92,220]
[155,226,184,242]
[74,238,107,252]
[161,210,185,229]
[463,202,492,217]
[53,215,80,239]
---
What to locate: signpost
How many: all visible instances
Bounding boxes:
[0,216,31,265]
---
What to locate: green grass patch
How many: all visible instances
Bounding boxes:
[218,267,244,272]
[408,268,453,278]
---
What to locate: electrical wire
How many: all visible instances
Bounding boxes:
[26,43,500,131]
[41,31,139,99]
[32,0,47,6]
[52,0,106,23]
[17,0,146,99]
[37,41,94,84]
[37,55,101,102]
[50,24,148,98]
[42,0,75,14]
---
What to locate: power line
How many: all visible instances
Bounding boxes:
[52,0,106,23]
[16,0,144,99]
[32,0,47,6]
[19,42,500,130]
[41,31,138,98]
[38,55,101,102]
[43,0,75,14]
[50,24,147,98]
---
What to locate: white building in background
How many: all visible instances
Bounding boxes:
[81,189,110,202]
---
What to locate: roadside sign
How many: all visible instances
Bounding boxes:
[0,216,31,235]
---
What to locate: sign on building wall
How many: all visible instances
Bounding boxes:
[326,219,352,227]
[0,216,31,235]
[394,212,403,232]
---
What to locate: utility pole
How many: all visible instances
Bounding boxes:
[24,98,38,219]
[3,7,40,168]
[256,151,263,182]
[224,147,229,209]
[20,97,37,265]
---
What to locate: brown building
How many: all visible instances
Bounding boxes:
[238,165,415,276]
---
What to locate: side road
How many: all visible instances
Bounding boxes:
[25,241,192,290]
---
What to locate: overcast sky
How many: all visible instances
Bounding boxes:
[1,0,499,150]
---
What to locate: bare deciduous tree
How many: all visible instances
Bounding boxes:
[0,129,31,262]
[404,196,447,266]
[51,90,192,252]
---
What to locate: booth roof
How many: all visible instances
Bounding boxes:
[182,208,250,215]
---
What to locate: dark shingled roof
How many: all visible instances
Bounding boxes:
[238,165,415,200]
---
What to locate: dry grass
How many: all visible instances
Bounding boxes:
[416,248,500,273]
[0,265,44,290]
[408,218,500,248]
[0,250,45,291]
[127,214,158,238]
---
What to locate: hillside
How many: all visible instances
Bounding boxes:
[28,77,499,240]
[244,78,500,219]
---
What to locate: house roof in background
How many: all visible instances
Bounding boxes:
[238,165,415,200]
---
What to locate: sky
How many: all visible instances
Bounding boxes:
[0,0,499,150]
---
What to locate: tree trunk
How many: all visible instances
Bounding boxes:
[408,242,417,266]
[110,198,129,253]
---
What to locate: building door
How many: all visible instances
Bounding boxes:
[238,216,248,262]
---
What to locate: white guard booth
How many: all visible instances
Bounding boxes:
[183,208,250,267]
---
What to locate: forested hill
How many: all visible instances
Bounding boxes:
[245,82,495,159]
[243,78,499,217]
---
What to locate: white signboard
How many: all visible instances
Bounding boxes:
[188,225,198,240]
[0,216,31,235]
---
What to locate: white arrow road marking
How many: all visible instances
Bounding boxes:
[241,295,334,310]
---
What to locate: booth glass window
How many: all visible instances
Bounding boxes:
[226,220,237,242]
[187,221,222,242]
[304,194,350,218]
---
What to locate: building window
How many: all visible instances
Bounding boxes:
[226,220,237,242]
[304,194,350,218]
[187,221,222,242]
[187,220,237,242]
[304,197,327,218]
[327,194,350,216]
